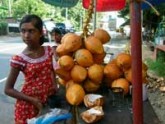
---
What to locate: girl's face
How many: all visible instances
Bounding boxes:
[20,22,42,46]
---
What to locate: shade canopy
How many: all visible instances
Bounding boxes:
[141,0,165,9]
[141,0,165,10]
[82,0,126,12]
[42,0,79,7]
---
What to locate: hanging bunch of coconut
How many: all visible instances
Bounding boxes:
[53,1,111,124]
[53,23,111,107]
[54,28,111,106]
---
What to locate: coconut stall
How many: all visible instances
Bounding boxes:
[28,0,161,124]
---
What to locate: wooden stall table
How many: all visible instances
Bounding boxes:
[51,86,160,124]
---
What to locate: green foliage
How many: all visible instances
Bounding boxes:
[0,0,8,18]
[118,2,165,34]
[67,1,84,31]
[146,57,165,77]
[118,3,129,20]
[10,0,85,31]
[0,21,8,35]
[143,4,165,34]
[157,51,165,62]
[1,0,103,32]
[12,0,54,18]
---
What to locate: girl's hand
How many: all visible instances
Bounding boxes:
[30,97,43,116]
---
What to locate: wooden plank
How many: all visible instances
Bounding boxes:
[153,45,165,60]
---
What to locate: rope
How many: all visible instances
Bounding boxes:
[127,0,160,16]
[81,0,94,39]
[142,0,160,16]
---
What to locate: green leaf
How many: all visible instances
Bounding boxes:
[0,6,8,10]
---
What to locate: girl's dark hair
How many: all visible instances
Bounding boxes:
[19,14,44,45]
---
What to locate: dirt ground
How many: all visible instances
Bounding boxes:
[142,43,165,124]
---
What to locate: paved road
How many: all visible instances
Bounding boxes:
[0,36,21,124]
[0,35,128,124]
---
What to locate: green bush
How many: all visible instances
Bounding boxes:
[146,58,165,77]
[157,51,165,62]
[0,22,7,35]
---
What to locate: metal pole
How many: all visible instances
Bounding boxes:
[141,10,143,41]
[8,0,12,17]
[93,0,97,31]
[66,8,68,20]
[130,1,143,124]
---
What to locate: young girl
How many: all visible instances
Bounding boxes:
[4,14,57,124]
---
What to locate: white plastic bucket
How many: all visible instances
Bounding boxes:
[142,84,148,101]
[129,84,148,101]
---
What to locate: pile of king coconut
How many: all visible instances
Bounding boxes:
[54,28,148,123]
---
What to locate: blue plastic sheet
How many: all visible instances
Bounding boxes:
[27,108,72,124]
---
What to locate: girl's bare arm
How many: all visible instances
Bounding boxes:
[4,67,42,112]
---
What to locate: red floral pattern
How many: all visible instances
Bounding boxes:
[10,46,55,124]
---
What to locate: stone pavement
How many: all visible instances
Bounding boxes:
[142,41,154,61]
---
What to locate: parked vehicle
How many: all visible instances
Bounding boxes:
[55,23,67,34]
[8,23,20,34]
[44,20,56,32]
[55,22,75,33]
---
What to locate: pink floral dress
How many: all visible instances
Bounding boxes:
[10,46,56,124]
